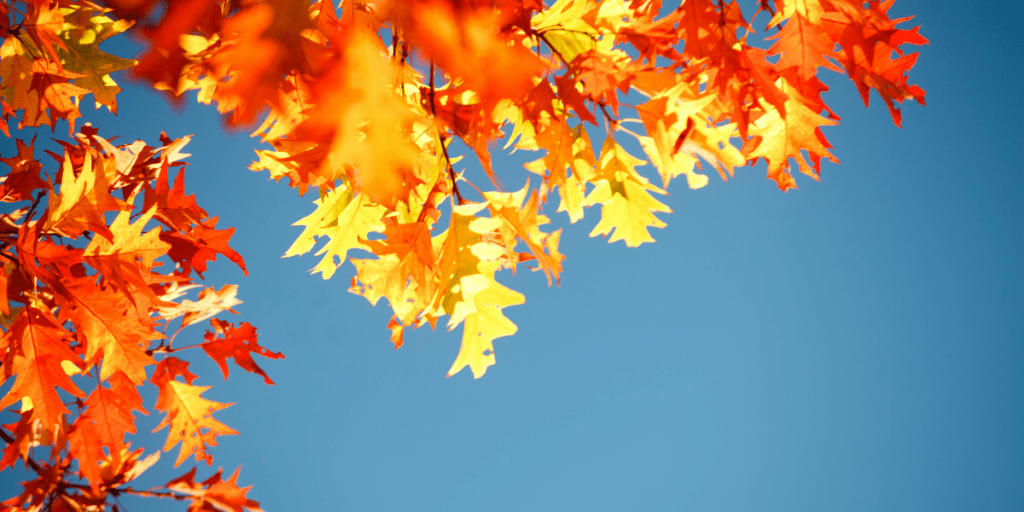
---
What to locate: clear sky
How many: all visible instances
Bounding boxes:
[1,1,1022,511]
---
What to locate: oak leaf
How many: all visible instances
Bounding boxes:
[151,357,238,467]
[66,371,146,489]
[744,80,839,191]
[57,8,137,113]
[201,318,283,385]
[286,184,386,279]
[158,284,242,328]
[63,278,159,384]
[162,217,247,278]
[349,222,436,328]
[44,149,129,241]
[82,207,172,308]
[0,138,47,203]
[0,307,86,437]
[166,466,264,512]
[483,184,564,284]
[583,138,671,247]
[0,410,47,470]
[446,261,525,379]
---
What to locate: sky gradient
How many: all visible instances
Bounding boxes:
[1,0,1022,510]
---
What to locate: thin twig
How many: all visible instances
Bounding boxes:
[438,137,465,206]
[427,60,465,205]
[112,487,190,501]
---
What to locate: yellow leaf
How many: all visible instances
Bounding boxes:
[532,0,600,64]
[153,380,238,467]
[44,149,129,240]
[285,184,386,279]
[483,183,564,284]
[583,139,671,247]
[58,8,137,112]
[769,0,825,27]
[745,78,839,191]
[446,261,525,379]
[430,203,502,324]
[83,207,167,267]
[157,284,243,328]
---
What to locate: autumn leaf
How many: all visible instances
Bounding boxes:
[158,284,242,328]
[349,222,436,328]
[0,138,47,203]
[44,148,129,241]
[636,87,724,189]
[67,371,146,489]
[63,278,159,384]
[201,318,283,385]
[0,410,47,470]
[391,0,548,106]
[446,261,525,379]
[744,79,839,191]
[483,184,564,284]
[533,0,600,65]
[521,113,598,223]
[151,357,239,467]
[167,466,264,512]
[0,306,85,437]
[0,35,91,131]
[768,13,840,81]
[57,7,137,113]
[583,138,671,247]
[143,146,206,230]
[82,207,171,308]
[430,203,504,323]
[162,216,247,278]
[286,183,386,279]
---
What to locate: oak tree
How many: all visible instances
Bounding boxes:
[0,0,926,509]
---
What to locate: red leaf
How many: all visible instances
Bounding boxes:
[66,371,147,489]
[167,466,264,512]
[0,307,85,437]
[201,319,283,385]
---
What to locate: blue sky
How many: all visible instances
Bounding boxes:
[2,1,1022,510]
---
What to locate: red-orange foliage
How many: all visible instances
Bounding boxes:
[0,0,925,509]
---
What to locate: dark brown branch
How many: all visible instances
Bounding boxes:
[428,59,437,116]
[111,487,191,501]
[427,59,465,205]
[438,136,465,206]
[598,103,619,131]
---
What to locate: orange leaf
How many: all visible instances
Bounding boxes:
[66,371,147,490]
[0,411,43,471]
[45,149,130,244]
[151,357,238,467]
[62,277,159,384]
[0,307,85,437]
[0,138,47,204]
[167,466,264,512]
[162,216,247,278]
[744,80,839,191]
[201,319,283,385]
[484,185,564,284]
[83,207,172,308]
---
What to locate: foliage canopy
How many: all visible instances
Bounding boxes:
[0,0,925,509]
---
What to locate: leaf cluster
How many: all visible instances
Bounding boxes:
[0,123,277,510]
